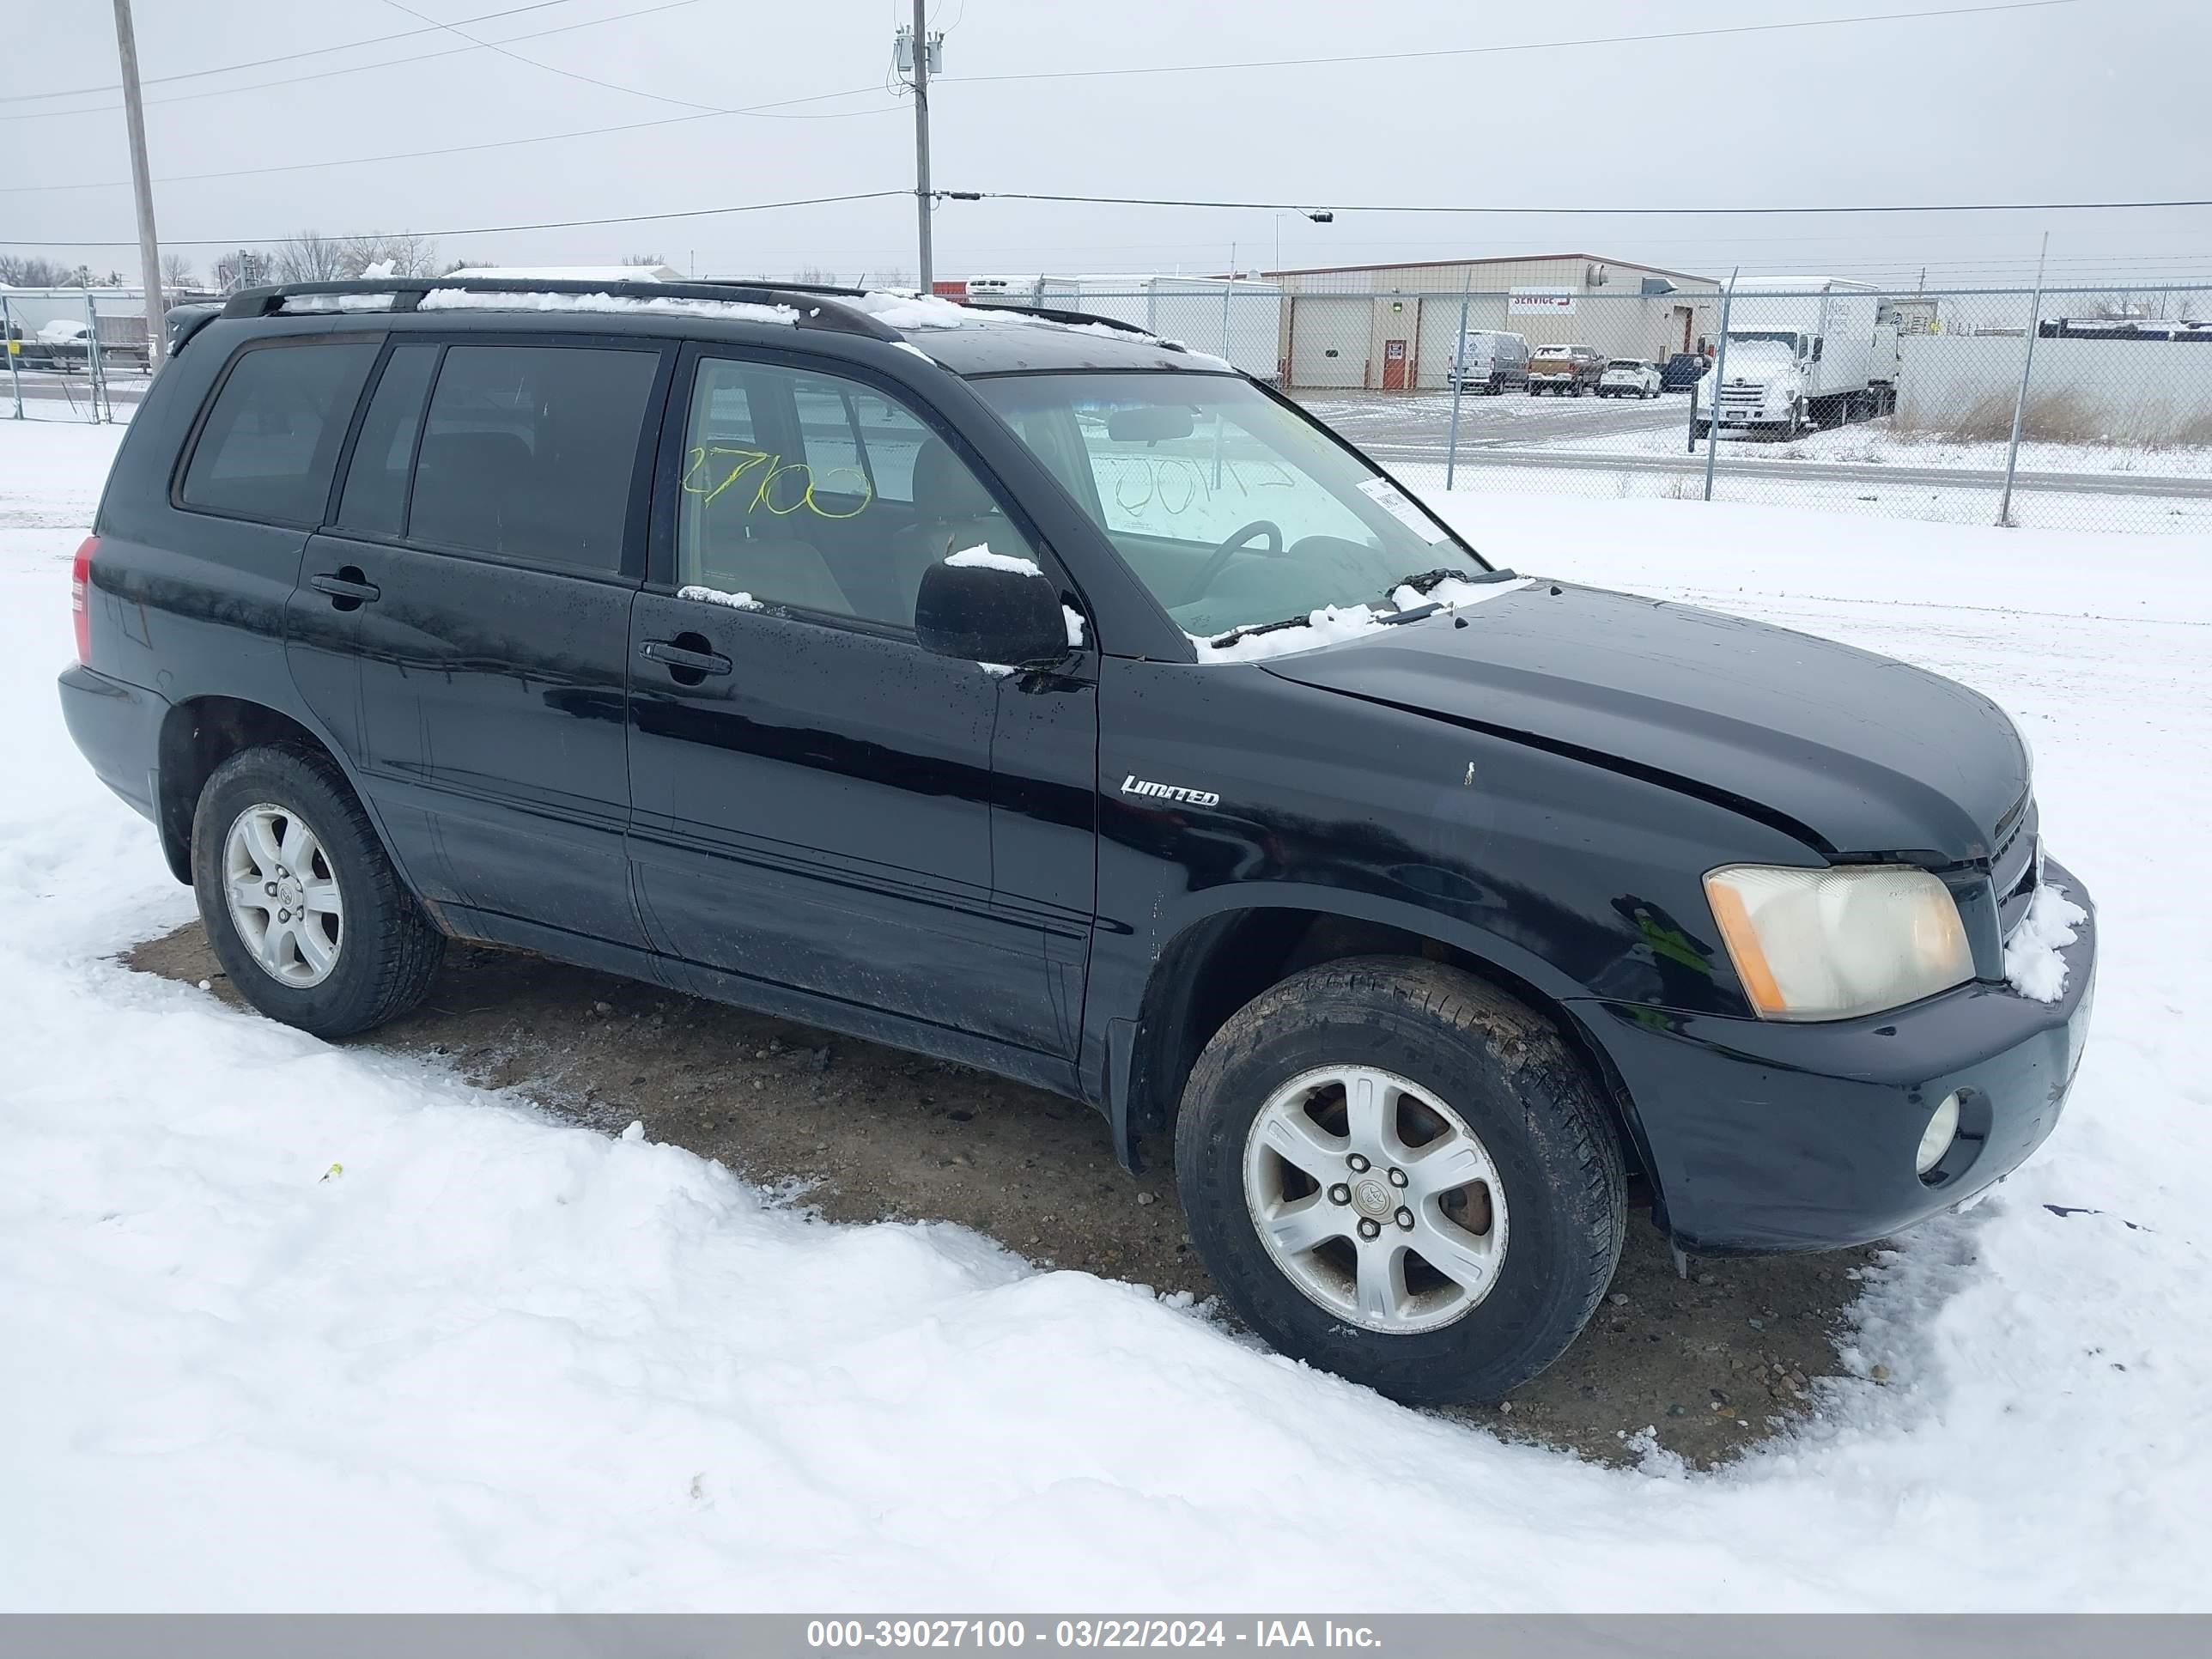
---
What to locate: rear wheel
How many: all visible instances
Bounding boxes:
[1174,958,1626,1404]
[191,745,444,1040]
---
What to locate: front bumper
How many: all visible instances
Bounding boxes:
[1571,857,2097,1252]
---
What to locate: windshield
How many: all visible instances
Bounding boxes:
[1718,338,1798,370]
[971,372,1489,639]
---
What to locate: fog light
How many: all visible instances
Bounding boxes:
[1915,1091,1962,1176]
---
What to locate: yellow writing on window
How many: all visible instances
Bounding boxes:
[681,445,875,520]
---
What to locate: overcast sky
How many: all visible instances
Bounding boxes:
[6,0,2209,292]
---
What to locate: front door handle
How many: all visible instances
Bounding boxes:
[639,638,732,677]
[309,571,381,605]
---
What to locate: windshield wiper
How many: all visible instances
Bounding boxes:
[1390,566,1520,599]
[1375,602,1442,626]
[1201,614,1315,650]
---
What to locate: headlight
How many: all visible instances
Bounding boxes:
[1704,864,1973,1021]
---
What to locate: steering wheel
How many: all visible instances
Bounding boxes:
[1188,520,1285,600]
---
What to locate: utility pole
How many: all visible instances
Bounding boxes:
[110,0,166,368]
[1997,232,2051,530]
[899,1,939,292]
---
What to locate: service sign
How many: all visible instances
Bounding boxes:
[1509,286,1579,314]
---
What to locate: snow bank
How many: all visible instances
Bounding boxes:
[3,426,2210,1611]
[2005,883,2089,1002]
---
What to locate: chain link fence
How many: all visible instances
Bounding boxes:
[14,273,2212,533]
[972,276,2212,535]
[2,287,156,425]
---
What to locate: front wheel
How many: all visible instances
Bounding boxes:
[192,744,445,1039]
[1174,959,1626,1405]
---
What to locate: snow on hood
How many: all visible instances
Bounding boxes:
[1191,576,1535,664]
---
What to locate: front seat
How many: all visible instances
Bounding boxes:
[886,437,1013,625]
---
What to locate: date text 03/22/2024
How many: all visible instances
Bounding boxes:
[805,1620,1382,1649]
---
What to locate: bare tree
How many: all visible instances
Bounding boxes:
[623,252,665,268]
[272,231,347,283]
[159,251,198,294]
[0,254,76,286]
[338,232,440,279]
[440,256,491,276]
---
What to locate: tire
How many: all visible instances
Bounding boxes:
[191,744,445,1040]
[1174,958,1626,1405]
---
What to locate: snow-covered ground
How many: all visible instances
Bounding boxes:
[3,422,2209,1611]
[1532,414,2212,479]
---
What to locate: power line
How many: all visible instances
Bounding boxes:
[3,188,909,250]
[949,190,2212,217]
[935,0,2081,88]
[373,0,717,115]
[0,0,586,102]
[0,85,902,196]
[0,0,709,122]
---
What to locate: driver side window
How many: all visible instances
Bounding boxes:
[676,357,1036,629]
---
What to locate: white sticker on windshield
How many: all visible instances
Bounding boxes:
[1355,477,1448,544]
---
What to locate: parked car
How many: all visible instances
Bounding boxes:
[1526,343,1604,395]
[1596,359,1662,398]
[59,277,2094,1406]
[1445,329,1530,395]
[1660,351,1711,393]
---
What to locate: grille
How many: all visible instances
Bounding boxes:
[1717,383,1769,409]
[1992,793,2040,940]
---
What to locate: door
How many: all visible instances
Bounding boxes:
[293,336,670,948]
[1414,300,1466,390]
[1381,337,1410,392]
[624,349,1093,1055]
[1287,295,1370,389]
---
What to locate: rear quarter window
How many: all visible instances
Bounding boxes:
[179,340,380,526]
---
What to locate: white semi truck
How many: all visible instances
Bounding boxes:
[1693,277,1902,439]
[963,275,1285,382]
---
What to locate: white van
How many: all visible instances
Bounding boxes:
[1445,330,1531,394]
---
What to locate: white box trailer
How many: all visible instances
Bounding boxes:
[1694,276,1902,438]
[964,275,1285,382]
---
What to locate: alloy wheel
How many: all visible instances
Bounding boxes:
[222,801,344,988]
[1243,1064,1509,1334]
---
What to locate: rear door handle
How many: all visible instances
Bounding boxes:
[309,572,381,604]
[639,639,732,676]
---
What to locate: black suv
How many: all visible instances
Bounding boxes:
[59,277,2095,1403]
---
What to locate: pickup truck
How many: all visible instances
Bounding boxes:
[1526,344,1604,396]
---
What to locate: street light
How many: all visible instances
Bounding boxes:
[1273,209,1334,275]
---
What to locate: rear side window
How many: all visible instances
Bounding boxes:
[336,344,439,537]
[180,341,379,526]
[407,344,659,573]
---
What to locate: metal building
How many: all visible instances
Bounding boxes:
[1265,253,1718,391]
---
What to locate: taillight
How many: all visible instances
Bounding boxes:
[71,536,98,664]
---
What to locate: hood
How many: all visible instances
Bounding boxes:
[1261,583,2027,860]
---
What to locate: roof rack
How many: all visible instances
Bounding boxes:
[219,276,904,341]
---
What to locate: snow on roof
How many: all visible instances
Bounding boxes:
[418,288,798,325]
[447,264,683,283]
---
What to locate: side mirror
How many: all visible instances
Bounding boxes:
[915,555,1071,670]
